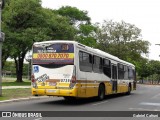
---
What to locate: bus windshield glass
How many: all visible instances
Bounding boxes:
[32,43,74,65]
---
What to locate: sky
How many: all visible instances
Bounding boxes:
[42,0,160,61]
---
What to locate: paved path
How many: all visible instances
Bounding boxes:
[2,86,31,89]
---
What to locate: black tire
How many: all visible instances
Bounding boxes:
[126,85,131,95]
[98,84,105,101]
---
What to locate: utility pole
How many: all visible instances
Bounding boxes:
[155,44,160,57]
[0,0,5,96]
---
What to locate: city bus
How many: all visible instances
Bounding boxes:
[31,40,136,100]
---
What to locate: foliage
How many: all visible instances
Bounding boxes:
[2,0,46,82]
[96,20,150,62]
[75,24,97,47]
[56,6,96,47]
[137,59,160,83]
[2,61,29,77]
[56,6,91,25]
[2,1,76,82]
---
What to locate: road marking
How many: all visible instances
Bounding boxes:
[140,102,160,106]
[129,108,159,111]
[92,101,108,106]
[151,93,160,99]
[34,118,42,120]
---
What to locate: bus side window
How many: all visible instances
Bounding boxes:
[103,59,111,78]
[118,63,125,79]
[93,55,102,73]
[128,67,134,80]
[124,66,129,79]
[79,51,92,72]
[132,69,136,80]
[100,58,103,69]
[89,54,93,64]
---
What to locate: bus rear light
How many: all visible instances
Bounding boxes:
[70,76,76,88]
[31,75,37,88]
[71,76,76,83]
[32,79,36,83]
[31,74,36,85]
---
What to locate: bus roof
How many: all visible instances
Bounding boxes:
[33,40,135,67]
[93,49,134,67]
[33,40,77,45]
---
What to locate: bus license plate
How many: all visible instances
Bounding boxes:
[47,90,56,93]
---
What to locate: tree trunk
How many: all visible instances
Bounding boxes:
[14,52,26,82]
[141,77,143,84]
[2,55,9,70]
[152,75,153,84]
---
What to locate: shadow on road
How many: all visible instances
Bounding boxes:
[38,93,135,106]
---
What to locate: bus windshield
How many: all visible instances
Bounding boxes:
[32,43,74,65]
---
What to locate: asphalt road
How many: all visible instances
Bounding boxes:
[0,84,160,120]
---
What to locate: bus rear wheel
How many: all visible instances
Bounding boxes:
[126,85,131,95]
[98,84,105,101]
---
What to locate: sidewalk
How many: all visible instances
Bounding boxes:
[2,86,31,89]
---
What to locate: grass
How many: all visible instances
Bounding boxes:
[2,77,31,86]
[2,81,31,86]
[0,88,32,101]
[0,96,8,101]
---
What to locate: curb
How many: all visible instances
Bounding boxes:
[0,96,51,104]
[137,84,160,86]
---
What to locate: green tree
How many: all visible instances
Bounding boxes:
[137,58,151,83]
[148,60,160,84]
[2,0,76,82]
[2,0,49,82]
[56,6,97,47]
[96,20,150,62]
[56,6,90,25]
[75,24,97,47]
[38,8,76,40]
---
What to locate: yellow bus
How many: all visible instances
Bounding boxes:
[31,40,136,100]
